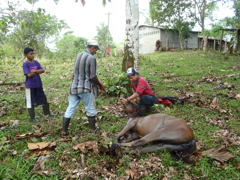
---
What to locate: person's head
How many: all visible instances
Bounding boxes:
[24,47,35,61]
[87,41,100,55]
[126,67,139,81]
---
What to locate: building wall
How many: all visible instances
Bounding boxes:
[160,30,180,49]
[139,26,199,54]
[139,26,160,54]
[186,33,198,49]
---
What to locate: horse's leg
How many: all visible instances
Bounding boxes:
[119,127,189,147]
[123,130,139,143]
[116,118,138,142]
[139,143,187,153]
[119,130,164,147]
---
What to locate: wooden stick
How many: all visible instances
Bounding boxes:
[0,81,23,86]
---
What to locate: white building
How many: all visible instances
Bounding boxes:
[139,25,199,54]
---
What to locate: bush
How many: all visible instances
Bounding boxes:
[105,73,129,96]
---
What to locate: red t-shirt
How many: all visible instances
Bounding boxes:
[131,77,155,97]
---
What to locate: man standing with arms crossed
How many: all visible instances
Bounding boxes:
[62,41,105,135]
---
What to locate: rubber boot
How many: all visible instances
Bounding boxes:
[42,103,53,116]
[27,108,38,122]
[87,116,97,130]
[62,117,70,136]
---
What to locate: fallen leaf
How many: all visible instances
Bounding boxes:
[25,149,52,159]
[125,169,138,179]
[0,122,9,128]
[59,137,71,142]
[196,140,204,150]
[202,146,234,163]
[123,156,164,179]
[210,97,219,109]
[166,166,178,177]
[16,131,47,140]
[28,142,56,150]
[73,141,98,153]
[164,79,173,82]
[12,150,17,155]
[185,92,195,98]
[235,94,240,99]
[32,155,49,172]
[184,173,192,180]
[31,155,54,176]
[162,177,169,180]
[9,120,19,127]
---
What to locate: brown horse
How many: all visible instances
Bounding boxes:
[115,102,196,155]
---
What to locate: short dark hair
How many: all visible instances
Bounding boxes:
[87,45,99,50]
[23,47,34,55]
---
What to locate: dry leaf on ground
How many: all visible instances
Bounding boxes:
[25,149,52,159]
[210,97,219,109]
[16,131,47,140]
[0,122,9,128]
[124,156,165,179]
[31,155,54,176]
[73,141,99,153]
[26,142,56,159]
[28,142,56,150]
[202,146,234,163]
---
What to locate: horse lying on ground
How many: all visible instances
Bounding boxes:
[114,102,196,161]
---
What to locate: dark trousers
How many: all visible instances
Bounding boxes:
[140,95,156,107]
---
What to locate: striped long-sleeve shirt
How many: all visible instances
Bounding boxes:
[70,50,97,95]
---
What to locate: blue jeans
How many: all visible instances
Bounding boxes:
[64,92,97,118]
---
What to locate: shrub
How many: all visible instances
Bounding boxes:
[105,73,129,96]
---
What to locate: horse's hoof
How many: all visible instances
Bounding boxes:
[110,143,122,157]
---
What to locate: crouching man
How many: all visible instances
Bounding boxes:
[120,67,156,115]
[62,41,105,135]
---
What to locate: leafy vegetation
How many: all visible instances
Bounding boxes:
[0,3,66,58]
[150,0,195,50]
[94,23,115,57]
[55,34,87,60]
[0,51,239,179]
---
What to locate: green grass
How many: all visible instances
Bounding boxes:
[0,50,239,179]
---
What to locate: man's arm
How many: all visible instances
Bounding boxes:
[89,57,105,91]
[90,76,105,91]
[120,92,139,104]
[31,69,45,74]
[26,72,37,77]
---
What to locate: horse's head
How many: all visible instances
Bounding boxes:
[123,102,146,117]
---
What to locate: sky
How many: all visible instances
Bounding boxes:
[1,0,235,46]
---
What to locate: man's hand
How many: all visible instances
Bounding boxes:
[99,84,106,92]
[31,69,37,73]
[119,98,128,104]
[31,69,45,74]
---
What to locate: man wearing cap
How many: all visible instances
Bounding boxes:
[120,67,156,115]
[62,42,105,135]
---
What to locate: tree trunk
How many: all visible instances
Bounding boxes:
[201,0,206,32]
[236,29,240,54]
[178,31,184,50]
[219,30,224,52]
[122,0,139,72]
[203,36,208,52]
[213,39,216,50]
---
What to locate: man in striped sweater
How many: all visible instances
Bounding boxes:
[62,42,105,135]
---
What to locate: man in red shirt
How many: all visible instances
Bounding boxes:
[120,67,157,114]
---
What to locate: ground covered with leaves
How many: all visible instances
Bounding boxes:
[0,51,239,179]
